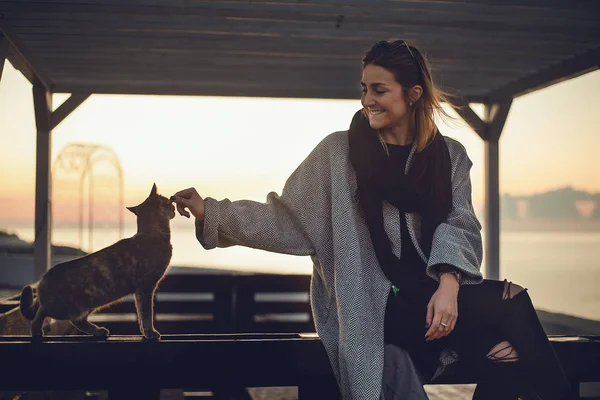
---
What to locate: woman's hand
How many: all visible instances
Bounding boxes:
[171,187,205,220]
[425,274,459,341]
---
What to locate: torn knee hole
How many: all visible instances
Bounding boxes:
[502,280,525,300]
[487,341,519,362]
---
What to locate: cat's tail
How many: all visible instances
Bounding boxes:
[19,285,39,320]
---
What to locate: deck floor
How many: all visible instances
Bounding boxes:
[0,387,476,399]
[245,385,476,399]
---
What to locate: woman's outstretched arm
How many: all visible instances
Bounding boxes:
[171,138,335,257]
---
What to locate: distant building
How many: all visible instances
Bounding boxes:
[501,187,599,220]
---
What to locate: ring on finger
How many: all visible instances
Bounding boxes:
[440,322,448,329]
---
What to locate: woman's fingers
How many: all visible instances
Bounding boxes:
[434,319,449,340]
[425,312,442,340]
[439,313,457,339]
[172,187,196,199]
[426,310,457,340]
[171,194,191,218]
[425,301,434,330]
[438,316,454,339]
[171,187,205,219]
[176,201,191,218]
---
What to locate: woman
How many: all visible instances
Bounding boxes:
[172,40,573,400]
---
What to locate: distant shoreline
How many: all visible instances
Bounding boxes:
[500,219,600,232]
[0,230,87,256]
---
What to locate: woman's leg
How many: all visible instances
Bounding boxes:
[499,284,573,399]
[446,280,573,400]
[442,316,524,399]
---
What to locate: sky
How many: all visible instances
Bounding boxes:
[1,60,599,235]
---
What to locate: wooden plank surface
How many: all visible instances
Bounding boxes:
[0,333,332,391]
[1,0,597,18]
[0,334,597,391]
[3,10,597,38]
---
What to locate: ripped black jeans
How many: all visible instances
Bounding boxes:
[384,279,574,400]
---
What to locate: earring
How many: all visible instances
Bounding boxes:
[409,101,414,107]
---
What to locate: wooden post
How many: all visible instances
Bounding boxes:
[31,89,89,279]
[33,85,53,280]
[483,101,512,280]
[0,33,8,82]
[484,128,501,280]
[454,98,512,280]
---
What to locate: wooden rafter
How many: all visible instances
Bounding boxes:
[486,47,600,102]
[51,92,91,130]
[0,21,53,90]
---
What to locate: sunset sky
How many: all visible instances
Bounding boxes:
[1,60,599,235]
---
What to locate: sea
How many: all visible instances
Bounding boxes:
[4,224,600,322]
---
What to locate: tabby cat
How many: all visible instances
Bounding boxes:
[20,183,175,340]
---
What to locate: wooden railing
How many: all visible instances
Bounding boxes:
[88,271,315,335]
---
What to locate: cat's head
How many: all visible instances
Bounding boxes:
[126,183,176,221]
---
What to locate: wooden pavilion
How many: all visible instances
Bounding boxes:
[0,0,599,281]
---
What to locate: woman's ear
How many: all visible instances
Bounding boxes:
[409,85,423,104]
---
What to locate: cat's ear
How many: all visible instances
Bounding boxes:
[126,206,139,215]
[150,183,158,197]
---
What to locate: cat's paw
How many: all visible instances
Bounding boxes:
[143,330,161,341]
[92,327,110,337]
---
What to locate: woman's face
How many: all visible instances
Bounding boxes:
[360,64,410,132]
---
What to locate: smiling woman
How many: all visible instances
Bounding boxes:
[165,39,580,400]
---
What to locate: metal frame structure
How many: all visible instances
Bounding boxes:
[53,143,125,253]
[0,2,599,281]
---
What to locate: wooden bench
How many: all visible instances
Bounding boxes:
[0,333,338,399]
[1,271,599,399]
[0,334,598,399]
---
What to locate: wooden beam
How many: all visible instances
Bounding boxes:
[452,97,486,139]
[33,85,53,281]
[50,92,91,130]
[13,29,597,56]
[487,100,513,142]
[0,33,8,82]
[486,46,600,102]
[0,20,53,90]
[52,80,359,99]
[48,78,489,101]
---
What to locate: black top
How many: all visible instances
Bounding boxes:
[384,142,444,380]
[386,143,430,288]
[386,142,457,286]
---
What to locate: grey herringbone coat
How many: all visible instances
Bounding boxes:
[198,131,484,400]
